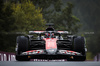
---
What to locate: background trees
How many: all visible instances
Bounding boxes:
[12,0,46,31]
[32,0,80,33]
[0,0,45,51]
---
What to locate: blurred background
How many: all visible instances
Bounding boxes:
[0,0,100,61]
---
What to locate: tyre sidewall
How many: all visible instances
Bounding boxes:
[16,36,29,55]
[73,36,86,55]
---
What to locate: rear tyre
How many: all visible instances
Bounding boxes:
[16,36,30,61]
[67,36,86,61]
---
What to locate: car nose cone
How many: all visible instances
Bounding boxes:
[46,49,57,54]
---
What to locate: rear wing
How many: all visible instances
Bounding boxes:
[29,31,70,34]
[29,31,45,34]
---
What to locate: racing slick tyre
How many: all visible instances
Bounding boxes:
[16,36,30,61]
[67,36,86,61]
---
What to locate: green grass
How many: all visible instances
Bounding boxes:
[86,52,94,61]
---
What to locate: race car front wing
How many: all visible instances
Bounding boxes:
[17,50,83,59]
[21,50,82,56]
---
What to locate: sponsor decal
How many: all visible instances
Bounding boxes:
[21,50,44,55]
[59,50,81,55]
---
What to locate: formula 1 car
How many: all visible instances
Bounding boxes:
[15,23,86,61]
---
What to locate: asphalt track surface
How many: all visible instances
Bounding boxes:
[0,61,100,66]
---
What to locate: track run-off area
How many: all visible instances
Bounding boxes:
[0,61,100,66]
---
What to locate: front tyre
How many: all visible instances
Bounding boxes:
[16,36,30,61]
[67,36,86,61]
